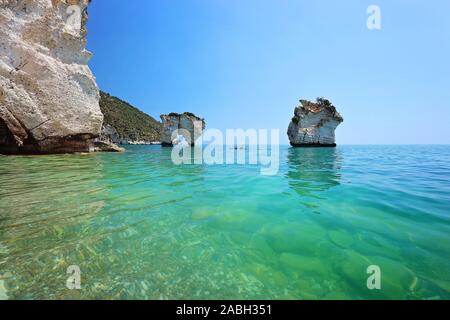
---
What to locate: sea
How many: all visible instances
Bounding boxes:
[0,145,449,299]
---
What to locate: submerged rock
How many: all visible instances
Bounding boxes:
[0,0,119,154]
[92,140,125,153]
[0,279,8,300]
[160,112,205,147]
[287,98,343,147]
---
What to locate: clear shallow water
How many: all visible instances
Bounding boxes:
[0,145,449,300]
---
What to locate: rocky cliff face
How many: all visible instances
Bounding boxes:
[0,0,106,154]
[160,113,205,147]
[287,98,344,147]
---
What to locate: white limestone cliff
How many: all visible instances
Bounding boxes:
[160,113,205,147]
[0,0,112,154]
[287,98,344,147]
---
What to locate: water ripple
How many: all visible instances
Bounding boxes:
[0,145,449,299]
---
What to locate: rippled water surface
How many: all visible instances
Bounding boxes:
[0,145,449,300]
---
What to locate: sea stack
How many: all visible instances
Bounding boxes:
[0,0,118,154]
[287,98,344,147]
[160,113,205,147]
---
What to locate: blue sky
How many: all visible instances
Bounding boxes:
[87,0,450,144]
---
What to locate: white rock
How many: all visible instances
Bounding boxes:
[100,124,121,145]
[287,98,343,147]
[160,113,205,146]
[0,0,103,154]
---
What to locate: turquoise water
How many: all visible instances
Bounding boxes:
[0,145,449,300]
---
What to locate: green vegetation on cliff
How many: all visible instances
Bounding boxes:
[99,91,161,142]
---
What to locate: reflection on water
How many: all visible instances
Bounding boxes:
[0,145,450,300]
[286,148,342,207]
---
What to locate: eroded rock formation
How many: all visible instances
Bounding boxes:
[99,124,121,145]
[287,98,344,147]
[160,113,205,147]
[0,0,115,154]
